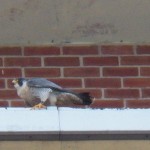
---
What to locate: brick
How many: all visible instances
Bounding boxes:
[24,46,60,55]
[0,68,22,78]
[137,45,150,54]
[11,100,26,107]
[0,79,5,88]
[0,47,21,55]
[4,57,41,67]
[126,100,150,108]
[73,89,102,99]
[64,67,100,77]
[104,89,140,99]
[7,79,15,89]
[85,78,121,88]
[0,101,9,107]
[142,89,150,98]
[103,67,138,77]
[101,45,134,55]
[44,57,80,66]
[83,57,118,66]
[91,100,124,108]
[0,90,18,99]
[63,45,98,55]
[0,58,3,66]
[25,68,60,77]
[121,56,150,65]
[140,67,150,76]
[124,78,150,88]
[49,78,82,88]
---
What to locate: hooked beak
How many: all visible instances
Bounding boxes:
[12,79,18,85]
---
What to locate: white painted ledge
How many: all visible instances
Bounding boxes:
[59,108,150,131]
[0,107,59,132]
[0,107,150,140]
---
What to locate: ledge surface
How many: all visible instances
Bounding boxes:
[0,107,150,140]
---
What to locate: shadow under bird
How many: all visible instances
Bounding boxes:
[12,78,93,109]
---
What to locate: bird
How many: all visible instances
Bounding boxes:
[12,77,93,109]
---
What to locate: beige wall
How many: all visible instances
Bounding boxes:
[0,141,150,150]
[0,0,150,45]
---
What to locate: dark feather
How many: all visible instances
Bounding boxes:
[77,92,93,105]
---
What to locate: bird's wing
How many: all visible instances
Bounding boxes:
[27,78,62,90]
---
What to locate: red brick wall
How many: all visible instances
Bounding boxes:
[0,44,150,108]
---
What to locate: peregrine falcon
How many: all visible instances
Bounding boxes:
[12,78,93,109]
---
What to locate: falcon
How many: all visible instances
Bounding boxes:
[12,78,93,109]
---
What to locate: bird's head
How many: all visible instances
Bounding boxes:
[12,78,27,88]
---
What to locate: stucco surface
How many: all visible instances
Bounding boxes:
[0,0,149,44]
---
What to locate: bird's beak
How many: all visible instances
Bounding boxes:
[12,79,18,84]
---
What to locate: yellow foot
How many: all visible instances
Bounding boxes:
[31,103,47,110]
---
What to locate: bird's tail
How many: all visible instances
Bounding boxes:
[78,92,93,105]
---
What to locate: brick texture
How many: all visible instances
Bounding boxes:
[0,79,5,88]
[103,67,138,77]
[104,89,140,99]
[24,46,60,55]
[44,57,80,66]
[121,56,150,65]
[11,101,26,107]
[25,68,60,77]
[83,57,118,66]
[137,45,150,54]
[85,78,121,88]
[4,57,41,67]
[124,78,150,87]
[50,78,82,88]
[0,47,21,55]
[63,45,98,55]
[0,90,18,99]
[0,101,9,107]
[0,58,3,66]
[0,68,22,78]
[140,67,150,76]
[142,89,150,98]
[64,67,100,77]
[101,45,134,55]
[0,44,149,108]
[126,100,150,108]
[91,100,124,108]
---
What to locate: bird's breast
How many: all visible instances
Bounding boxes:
[17,86,32,100]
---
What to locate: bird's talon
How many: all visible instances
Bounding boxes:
[31,103,47,110]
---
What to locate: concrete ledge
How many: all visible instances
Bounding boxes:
[60,131,150,141]
[0,107,150,141]
[1,131,150,141]
[0,132,59,141]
